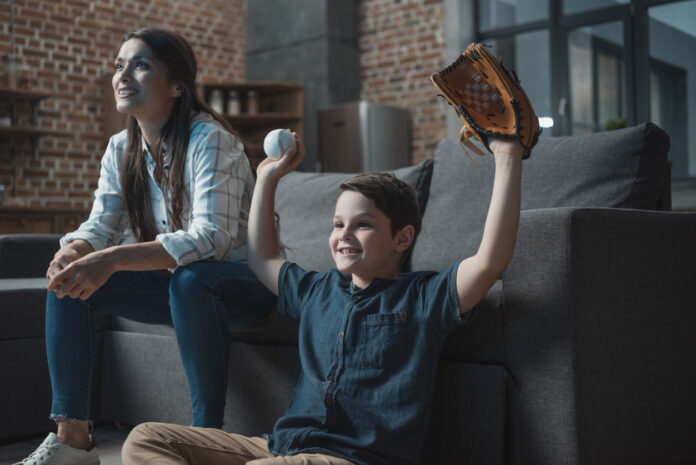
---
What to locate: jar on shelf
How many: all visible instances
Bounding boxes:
[246,90,258,114]
[226,90,240,115]
[208,89,224,114]
[16,63,33,90]
[2,54,18,89]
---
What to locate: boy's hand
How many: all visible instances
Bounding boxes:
[257,132,306,181]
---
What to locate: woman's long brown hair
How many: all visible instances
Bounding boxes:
[116,28,248,242]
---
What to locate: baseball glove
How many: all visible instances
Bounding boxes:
[430,43,541,160]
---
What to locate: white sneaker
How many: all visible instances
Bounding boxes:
[12,433,99,465]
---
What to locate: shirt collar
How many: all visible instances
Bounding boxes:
[141,135,171,169]
[337,271,398,297]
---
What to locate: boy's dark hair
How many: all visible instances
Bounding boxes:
[339,172,421,264]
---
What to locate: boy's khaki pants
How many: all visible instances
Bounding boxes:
[122,422,356,465]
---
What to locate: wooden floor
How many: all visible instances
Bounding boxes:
[0,425,129,465]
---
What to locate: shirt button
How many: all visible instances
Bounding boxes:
[324,398,333,407]
[162,220,166,225]
[353,295,360,300]
[328,375,335,382]
[339,332,344,339]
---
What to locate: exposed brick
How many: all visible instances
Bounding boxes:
[5,0,444,208]
[359,0,446,163]
[1,0,245,210]
[23,169,51,178]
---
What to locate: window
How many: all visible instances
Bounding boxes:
[568,21,626,134]
[487,30,553,135]
[648,0,696,180]
[563,0,629,16]
[478,0,549,32]
[447,0,696,193]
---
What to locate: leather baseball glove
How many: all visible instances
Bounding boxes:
[430,43,541,160]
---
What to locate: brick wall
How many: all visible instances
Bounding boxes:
[1,0,447,212]
[0,0,246,211]
[359,0,447,164]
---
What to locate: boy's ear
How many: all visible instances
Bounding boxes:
[394,225,415,252]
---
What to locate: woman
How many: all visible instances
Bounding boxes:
[16,28,275,465]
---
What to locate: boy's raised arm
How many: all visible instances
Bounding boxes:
[455,139,524,314]
[247,134,305,296]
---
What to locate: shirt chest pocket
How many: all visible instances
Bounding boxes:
[357,313,408,367]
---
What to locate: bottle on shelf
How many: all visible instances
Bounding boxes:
[209,89,224,114]
[246,90,258,115]
[227,90,240,115]
[2,54,18,89]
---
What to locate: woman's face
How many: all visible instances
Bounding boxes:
[112,38,180,125]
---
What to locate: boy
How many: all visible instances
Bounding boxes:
[122,44,533,464]
[121,130,524,465]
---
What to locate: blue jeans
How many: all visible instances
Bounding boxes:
[45,260,275,428]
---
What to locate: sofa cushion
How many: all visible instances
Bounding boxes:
[0,278,109,341]
[0,337,54,438]
[411,123,671,271]
[100,333,301,434]
[422,362,509,465]
[0,279,49,341]
[0,235,60,278]
[111,307,300,346]
[275,159,434,272]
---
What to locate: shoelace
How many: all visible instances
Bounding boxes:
[13,443,60,465]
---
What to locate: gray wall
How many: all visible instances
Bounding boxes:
[245,0,360,171]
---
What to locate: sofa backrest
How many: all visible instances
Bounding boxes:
[275,159,433,272]
[410,122,671,272]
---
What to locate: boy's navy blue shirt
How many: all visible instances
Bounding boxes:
[266,261,472,465]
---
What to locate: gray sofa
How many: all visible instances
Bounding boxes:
[2,123,695,465]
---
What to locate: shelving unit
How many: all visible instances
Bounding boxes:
[0,206,84,234]
[0,87,77,233]
[200,81,304,159]
[0,86,70,196]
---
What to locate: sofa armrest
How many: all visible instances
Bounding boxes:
[502,207,696,465]
[0,234,61,278]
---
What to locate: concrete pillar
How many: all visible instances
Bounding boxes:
[246,0,360,171]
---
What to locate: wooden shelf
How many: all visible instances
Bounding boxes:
[224,112,303,127]
[0,207,86,234]
[0,88,70,198]
[0,125,70,138]
[200,81,304,160]
[200,81,302,94]
[0,87,53,101]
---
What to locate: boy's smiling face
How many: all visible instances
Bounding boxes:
[330,190,413,289]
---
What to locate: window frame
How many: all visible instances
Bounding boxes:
[463,0,696,203]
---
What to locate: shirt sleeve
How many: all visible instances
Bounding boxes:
[277,261,325,321]
[416,262,473,337]
[60,135,130,251]
[156,126,252,266]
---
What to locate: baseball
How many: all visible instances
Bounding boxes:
[263,129,296,160]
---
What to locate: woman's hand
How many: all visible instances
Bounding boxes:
[46,240,94,283]
[256,132,306,182]
[47,250,117,301]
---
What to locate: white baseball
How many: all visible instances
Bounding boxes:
[263,129,296,160]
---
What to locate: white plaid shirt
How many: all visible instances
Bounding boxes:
[61,112,255,267]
